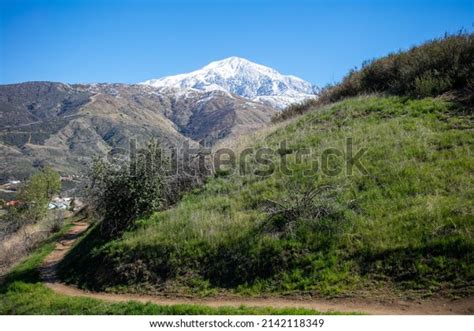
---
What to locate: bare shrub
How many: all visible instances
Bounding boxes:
[260,183,347,237]
[0,223,49,275]
[45,210,66,234]
[161,150,210,207]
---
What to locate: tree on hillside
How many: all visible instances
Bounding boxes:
[0,167,61,241]
[86,140,168,238]
[17,166,61,224]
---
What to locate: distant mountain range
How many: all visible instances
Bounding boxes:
[0,58,317,181]
[142,57,317,109]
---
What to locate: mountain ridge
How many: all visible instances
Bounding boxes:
[141,57,317,109]
[0,58,316,180]
[0,82,276,181]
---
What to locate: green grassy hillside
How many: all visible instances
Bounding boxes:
[0,230,324,314]
[273,32,473,122]
[60,96,474,297]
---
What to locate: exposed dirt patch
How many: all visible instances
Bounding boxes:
[40,221,474,315]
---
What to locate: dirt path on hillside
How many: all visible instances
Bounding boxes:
[39,221,474,315]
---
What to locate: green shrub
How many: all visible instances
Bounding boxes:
[414,71,452,97]
[86,140,167,237]
[274,32,474,122]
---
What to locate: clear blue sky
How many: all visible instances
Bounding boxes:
[0,0,472,86]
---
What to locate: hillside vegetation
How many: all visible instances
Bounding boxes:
[60,96,474,297]
[274,32,473,122]
[0,167,62,274]
[0,223,324,314]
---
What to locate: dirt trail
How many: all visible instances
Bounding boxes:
[40,221,474,315]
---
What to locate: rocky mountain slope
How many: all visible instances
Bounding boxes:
[0,82,276,181]
[0,58,317,181]
[142,57,317,109]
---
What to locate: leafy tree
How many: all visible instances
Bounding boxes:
[86,140,167,237]
[41,166,62,199]
[17,166,61,224]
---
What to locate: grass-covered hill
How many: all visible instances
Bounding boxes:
[0,224,323,314]
[60,95,473,297]
[274,32,473,122]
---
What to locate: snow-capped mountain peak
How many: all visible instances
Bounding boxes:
[141,57,317,109]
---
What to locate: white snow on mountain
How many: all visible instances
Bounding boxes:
[141,57,317,109]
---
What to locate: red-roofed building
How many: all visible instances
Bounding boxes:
[5,200,20,207]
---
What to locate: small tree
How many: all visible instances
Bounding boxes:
[87,140,167,238]
[17,166,61,224]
